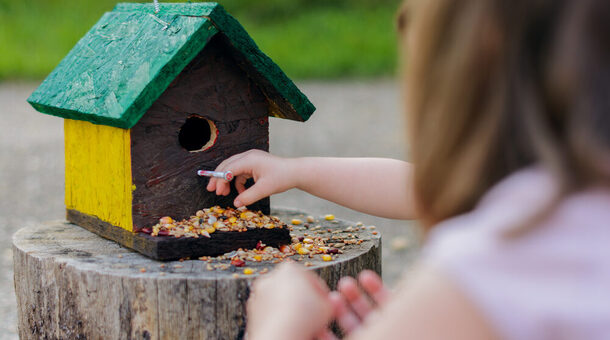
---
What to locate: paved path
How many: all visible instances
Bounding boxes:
[0,80,420,339]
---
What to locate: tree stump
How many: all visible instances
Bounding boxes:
[13,208,381,340]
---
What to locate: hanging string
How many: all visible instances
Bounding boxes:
[153,0,160,14]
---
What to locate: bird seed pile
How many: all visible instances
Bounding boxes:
[139,206,285,238]
[138,206,379,276]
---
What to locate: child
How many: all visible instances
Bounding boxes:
[207,0,610,339]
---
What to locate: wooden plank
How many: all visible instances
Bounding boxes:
[64,119,133,231]
[67,209,291,261]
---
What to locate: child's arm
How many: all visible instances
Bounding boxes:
[206,150,416,220]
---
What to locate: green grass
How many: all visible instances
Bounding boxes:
[0,0,401,80]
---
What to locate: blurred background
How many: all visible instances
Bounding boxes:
[0,0,401,80]
[0,1,419,339]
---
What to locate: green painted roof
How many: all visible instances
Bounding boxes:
[28,2,315,129]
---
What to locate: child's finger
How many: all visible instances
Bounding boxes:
[215,151,249,173]
[215,182,229,196]
[357,270,390,306]
[206,178,217,192]
[215,179,229,196]
[207,151,252,192]
[234,180,268,207]
[328,291,361,334]
[304,269,331,296]
[337,276,373,320]
[235,175,249,194]
[215,160,256,197]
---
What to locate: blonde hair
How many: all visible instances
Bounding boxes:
[399,0,610,228]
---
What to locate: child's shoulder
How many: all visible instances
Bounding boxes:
[421,167,610,340]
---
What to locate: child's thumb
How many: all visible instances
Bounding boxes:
[233,182,266,208]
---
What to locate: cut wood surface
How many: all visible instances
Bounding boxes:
[13,208,381,340]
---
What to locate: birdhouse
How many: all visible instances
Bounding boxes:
[27,2,315,260]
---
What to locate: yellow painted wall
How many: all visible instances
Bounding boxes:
[64,119,133,231]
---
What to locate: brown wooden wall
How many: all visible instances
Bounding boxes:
[130,34,270,230]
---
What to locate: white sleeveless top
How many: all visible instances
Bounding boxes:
[423,168,610,340]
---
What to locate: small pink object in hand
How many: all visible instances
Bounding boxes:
[197,170,234,182]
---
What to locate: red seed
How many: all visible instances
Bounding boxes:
[231,257,245,267]
[255,240,265,251]
[279,245,291,253]
[140,228,152,234]
[158,230,170,236]
[298,236,304,242]
[328,248,340,254]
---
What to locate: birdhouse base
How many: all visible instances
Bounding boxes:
[66,210,291,260]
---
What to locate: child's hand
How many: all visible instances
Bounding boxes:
[329,270,390,335]
[206,150,296,208]
[246,262,334,340]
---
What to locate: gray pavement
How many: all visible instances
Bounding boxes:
[0,80,421,339]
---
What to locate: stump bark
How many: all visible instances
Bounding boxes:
[13,208,381,340]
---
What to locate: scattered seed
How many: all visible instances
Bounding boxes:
[324,214,335,221]
[231,257,246,267]
[147,206,288,238]
[140,268,147,273]
[243,268,255,275]
[322,254,332,262]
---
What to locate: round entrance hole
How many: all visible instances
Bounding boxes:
[178,116,218,152]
